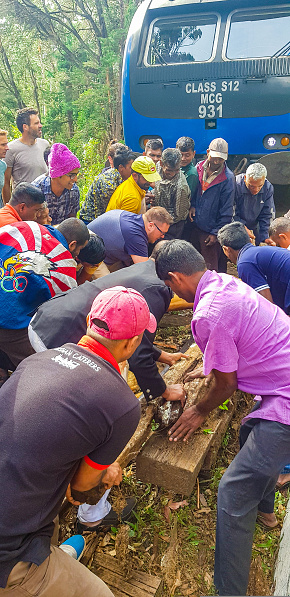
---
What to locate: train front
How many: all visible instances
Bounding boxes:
[122,0,290,171]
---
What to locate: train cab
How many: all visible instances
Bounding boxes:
[122,0,290,164]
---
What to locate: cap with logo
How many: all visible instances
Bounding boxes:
[88,286,157,340]
[208,138,228,161]
[131,156,161,183]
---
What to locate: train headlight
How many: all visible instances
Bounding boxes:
[281,137,290,147]
[263,134,290,150]
[267,136,277,147]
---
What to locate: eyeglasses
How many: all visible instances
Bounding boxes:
[153,222,165,237]
[66,172,79,180]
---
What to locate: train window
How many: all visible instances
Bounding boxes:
[226,10,290,59]
[146,15,218,66]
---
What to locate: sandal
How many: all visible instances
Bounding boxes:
[256,512,279,530]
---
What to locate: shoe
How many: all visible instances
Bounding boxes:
[76,497,137,534]
[59,535,86,560]
[256,512,279,530]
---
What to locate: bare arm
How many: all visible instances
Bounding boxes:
[130,254,149,264]
[258,288,274,303]
[66,459,122,505]
[3,167,12,204]
[169,369,238,441]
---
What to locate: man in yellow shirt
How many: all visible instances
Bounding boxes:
[106,156,161,214]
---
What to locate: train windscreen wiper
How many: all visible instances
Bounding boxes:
[272,41,290,58]
[152,47,168,65]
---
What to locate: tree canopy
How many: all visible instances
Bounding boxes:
[0,0,138,156]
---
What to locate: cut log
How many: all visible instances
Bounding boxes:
[94,553,163,597]
[136,389,249,496]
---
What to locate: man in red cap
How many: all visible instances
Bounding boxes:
[0,286,156,596]
[32,143,81,225]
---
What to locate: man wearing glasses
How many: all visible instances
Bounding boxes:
[88,206,173,272]
[32,143,80,225]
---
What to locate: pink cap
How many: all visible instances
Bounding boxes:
[88,286,157,340]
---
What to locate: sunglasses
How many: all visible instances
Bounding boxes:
[153,222,165,237]
[66,172,80,180]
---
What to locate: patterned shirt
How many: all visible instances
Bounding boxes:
[32,175,80,225]
[0,221,76,329]
[79,168,122,223]
[154,166,190,224]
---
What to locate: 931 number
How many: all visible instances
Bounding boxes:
[198,105,223,119]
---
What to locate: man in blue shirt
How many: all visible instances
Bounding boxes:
[217,221,290,314]
[234,163,275,246]
[88,206,172,271]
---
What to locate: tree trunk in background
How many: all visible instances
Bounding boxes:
[115,65,122,141]
[0,38,25,109]
[67,109,74,138]
[28,63,41,115]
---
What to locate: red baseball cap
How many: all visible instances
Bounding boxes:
[88,286,157,340]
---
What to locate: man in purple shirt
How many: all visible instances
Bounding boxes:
[155,239,290,597]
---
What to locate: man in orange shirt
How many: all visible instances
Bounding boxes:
[0,182,45,228]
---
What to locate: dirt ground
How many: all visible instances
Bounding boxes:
[59,311,289,596]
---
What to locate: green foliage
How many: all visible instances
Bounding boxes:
[151,418,160,432]
[222,430,230,448]
[219,399,229,411]
[0,0,138,157]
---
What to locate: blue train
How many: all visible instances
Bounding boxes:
[122,0,290,164]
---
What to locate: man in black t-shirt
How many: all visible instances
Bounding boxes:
[0,286,156,596]
[29,257,186,404]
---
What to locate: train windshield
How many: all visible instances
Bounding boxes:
[146,15,217,65]
[226,10,290,59]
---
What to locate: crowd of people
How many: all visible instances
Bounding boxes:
[0,106,289,597]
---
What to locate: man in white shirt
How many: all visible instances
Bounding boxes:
[3,107,49,203]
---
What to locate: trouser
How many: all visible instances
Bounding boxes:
[184,223,227,272]
[91,261,111,279]
[0,546,114,596]
[0,516,114,596]
[214,417,290,596]
[0,327,35,370]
